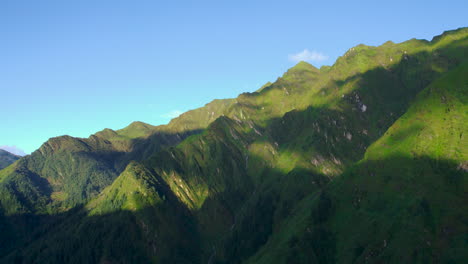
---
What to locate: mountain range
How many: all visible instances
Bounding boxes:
[0,28,466,263]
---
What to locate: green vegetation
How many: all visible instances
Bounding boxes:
[0,150,20,170]
[0,27,466,263]
[245,61,468,264]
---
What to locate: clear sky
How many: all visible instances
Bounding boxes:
[1,0,466,155]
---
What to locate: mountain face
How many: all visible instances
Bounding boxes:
[0,150,20,170]
[0,28,466,263]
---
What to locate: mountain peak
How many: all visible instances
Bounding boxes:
[283,61,320,78]
[291,61,320,72]
[116,121,156,139]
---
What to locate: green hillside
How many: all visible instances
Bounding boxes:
[0,150,20,170]
[0,28,466,263]
[244,61,468,264]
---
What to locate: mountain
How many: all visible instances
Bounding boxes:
[244,60,468,264]
[0,28,466,263]
[0,149,20,170]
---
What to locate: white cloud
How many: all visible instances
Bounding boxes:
[0,145,27,156]
[161,110,183,119]
[288,49,328,62]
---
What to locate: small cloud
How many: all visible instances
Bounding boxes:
[0,145,27,156]
[288,49,328,62]
[161,110,183,119]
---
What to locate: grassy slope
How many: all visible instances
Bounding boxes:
[246,61,467,264]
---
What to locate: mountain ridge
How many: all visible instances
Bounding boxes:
[0,27,466,263]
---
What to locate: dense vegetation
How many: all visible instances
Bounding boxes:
[0,28,466,263]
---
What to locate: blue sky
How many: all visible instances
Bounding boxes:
[1,0,466,155]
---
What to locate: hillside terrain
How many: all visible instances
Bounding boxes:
[0,150,20,170]
[0,28,466,263]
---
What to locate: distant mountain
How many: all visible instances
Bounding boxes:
[0,149,20,170]
[0,146,26,157]
[0,28,466,263]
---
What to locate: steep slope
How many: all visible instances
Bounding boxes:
[0,135,129,214]
[0,28,466,263]
[0,150,20,170]
[143,27,468,262]
[244,61,468,264]
[2,162,200,264]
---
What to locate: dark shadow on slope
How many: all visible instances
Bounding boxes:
[0,166,203,264]
[125,129,204,163]
[0,208,201,264]
[3,155,464,264]
[213,167,330,264]
[323,155,467,264]
[221,156,466,264]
